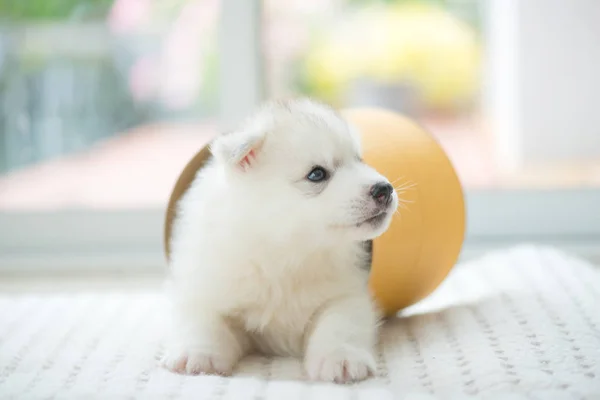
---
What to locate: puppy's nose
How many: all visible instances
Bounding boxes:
[370,182,393,206]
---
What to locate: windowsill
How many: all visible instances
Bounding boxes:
[0,271,164,293]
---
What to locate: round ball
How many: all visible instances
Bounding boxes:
[342,108,465,315]
[163,108,466,316]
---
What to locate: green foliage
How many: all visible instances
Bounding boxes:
[0,0,114,21]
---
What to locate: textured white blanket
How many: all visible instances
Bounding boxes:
[1,246,599,399]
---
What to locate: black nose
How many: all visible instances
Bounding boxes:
[370,182,393,206]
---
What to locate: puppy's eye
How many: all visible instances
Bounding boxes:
[306,166,328,182]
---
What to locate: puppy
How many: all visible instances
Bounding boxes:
[162,98,399,383]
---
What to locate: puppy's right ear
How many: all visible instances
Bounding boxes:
[210,128,266,171]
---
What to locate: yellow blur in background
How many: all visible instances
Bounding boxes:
[301,2,480,111]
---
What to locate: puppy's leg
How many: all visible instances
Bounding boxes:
[304,295,379,383]
[162,300,250,376]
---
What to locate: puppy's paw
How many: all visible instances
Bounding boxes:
[161,350,236,376]
[305,348,376,383]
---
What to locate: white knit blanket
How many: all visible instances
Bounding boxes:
[1,246,599,399]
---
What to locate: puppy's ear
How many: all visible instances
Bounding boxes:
[210,128,266,171]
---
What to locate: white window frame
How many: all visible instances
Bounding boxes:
[1,0,599,273]
[2,189,600,272]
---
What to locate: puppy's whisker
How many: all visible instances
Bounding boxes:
[396,195,414,213]
[394,177,414,185]
[390,176,406,186]
[395,189,415,196]
[394,178,416,186]
[394,189,415,196]
[394,182,417,191]
[395,182,416,190]
[395,190,414,197]
[396,197,415,204]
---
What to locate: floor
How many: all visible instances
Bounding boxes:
[0,117,598,211]
[0,122,216,210]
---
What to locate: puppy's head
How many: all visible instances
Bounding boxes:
[210,99,398,244]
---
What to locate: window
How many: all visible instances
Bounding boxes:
[0,0,223,269]
[1,0,599,271]
[0,0,220,211]
[260,0,600,259]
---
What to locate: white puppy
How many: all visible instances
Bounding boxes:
[162,98,398,383]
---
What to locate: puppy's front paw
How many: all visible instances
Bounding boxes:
[305,348,376,383]
[162,349,236,376]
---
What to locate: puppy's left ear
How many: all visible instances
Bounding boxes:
[210,128,266,171]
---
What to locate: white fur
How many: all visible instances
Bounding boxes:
[162,98,399,383]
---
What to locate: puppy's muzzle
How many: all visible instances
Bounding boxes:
[370,182,394,207]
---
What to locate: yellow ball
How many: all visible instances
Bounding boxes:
[164,108,465,316]
[342,108,465,315]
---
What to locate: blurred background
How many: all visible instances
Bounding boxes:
[0,0,599,267]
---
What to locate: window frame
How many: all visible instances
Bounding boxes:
[2,189,600,272]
